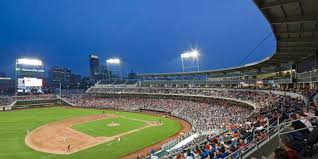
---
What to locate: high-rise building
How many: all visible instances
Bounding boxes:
[89,54,99,81]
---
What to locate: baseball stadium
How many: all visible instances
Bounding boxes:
[1,0,318,159]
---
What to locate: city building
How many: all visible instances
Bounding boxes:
[47,66,85,90]
[95,64,110,80]
[48,66,72,83]
[89,54,99,81]
[0,73,14,95]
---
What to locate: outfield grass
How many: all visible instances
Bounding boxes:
[72,117,146,137]
[0,107,181,159]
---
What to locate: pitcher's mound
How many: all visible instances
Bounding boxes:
[107,122,120,127]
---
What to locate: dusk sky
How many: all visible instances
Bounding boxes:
[0,0,276,77]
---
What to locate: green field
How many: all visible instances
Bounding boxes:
[0,107,181,159]
[72,117,146,137]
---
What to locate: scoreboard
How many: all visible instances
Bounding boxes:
[15,58,45,94]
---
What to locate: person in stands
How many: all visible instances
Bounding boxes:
[312,89,318,115]
[185,149,194,159]
[274,148,288,159]
[280,135,300,159]
[289,113,310,135]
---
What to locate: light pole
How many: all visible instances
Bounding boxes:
[59,83,62,97]
[106,58,122,80]
[180,48,200,72]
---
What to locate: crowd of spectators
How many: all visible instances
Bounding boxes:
[64,93,252,132]
[0,96,14,106]
[88,87,304,113]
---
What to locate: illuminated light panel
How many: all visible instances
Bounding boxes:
[0,77,11,80]
[16,58,43,66]
[106,58,120,64]
[90,55,99,59]
[181,48,200,59]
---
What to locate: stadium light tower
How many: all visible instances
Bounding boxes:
[180,48,200,72]
[106,58,122,80]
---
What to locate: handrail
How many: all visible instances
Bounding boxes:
[57,96,76,106]
[278,116,317,126]
[237,115,318,159]
[280,126,317,135]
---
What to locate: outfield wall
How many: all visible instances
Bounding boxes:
[1,104,12,111]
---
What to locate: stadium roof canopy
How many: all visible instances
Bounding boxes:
[138,0,318,78]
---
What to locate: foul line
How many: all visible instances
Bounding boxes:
[39,154,58,159]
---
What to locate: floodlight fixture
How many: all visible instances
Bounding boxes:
[181,48,200,59]
[106,58,120,64]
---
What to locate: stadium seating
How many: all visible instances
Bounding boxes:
[97,79,139,87]
[0,96,14,106]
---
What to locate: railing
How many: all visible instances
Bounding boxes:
[223,115,318,159]
[141,79,259,85]
[141,78,293,86]
[275,78,292,84]
[57,96,75,106]
[297,68,318,83]
[233,120,283,159]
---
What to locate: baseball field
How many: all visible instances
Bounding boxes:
[0,106,188,159]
